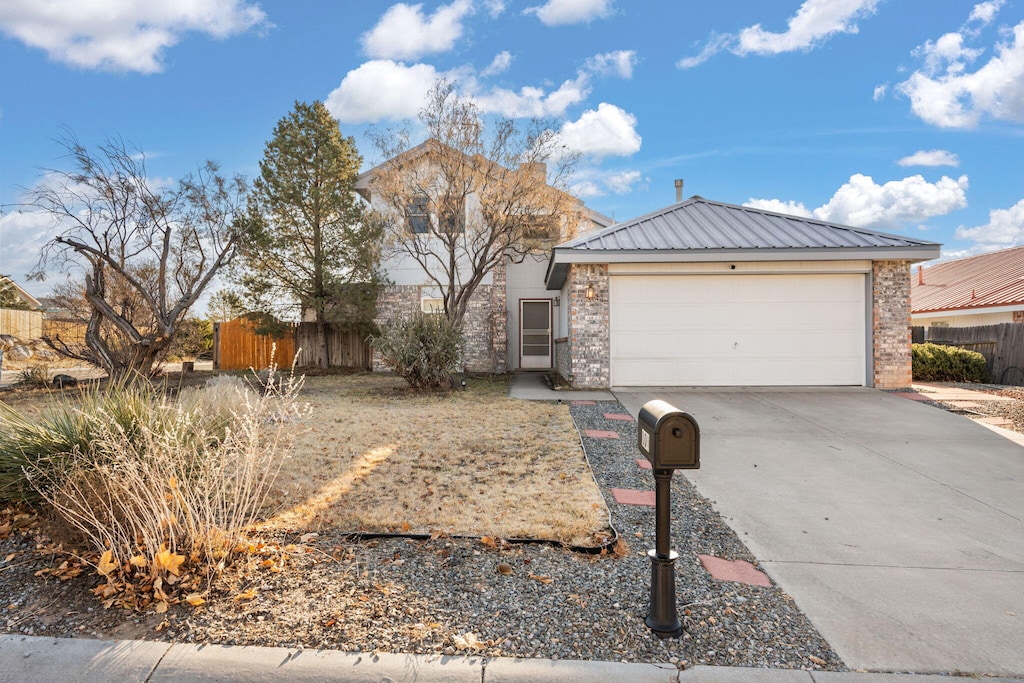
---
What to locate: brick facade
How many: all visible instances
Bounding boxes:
[565,263,610,388]
[872,260,912,389]
[372,282,505,374]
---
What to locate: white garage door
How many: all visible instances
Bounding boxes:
[610,274,866,386]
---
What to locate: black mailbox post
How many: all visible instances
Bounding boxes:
[637,399,700,638]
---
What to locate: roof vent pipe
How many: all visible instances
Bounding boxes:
[674,179,684,203]
[918,265,924,285]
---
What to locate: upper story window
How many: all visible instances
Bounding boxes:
[406,193,431,234]
[438,199,465,234]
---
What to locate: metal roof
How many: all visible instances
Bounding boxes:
[560,196,938,251]
[546,197,941,289]
[912,245,1024,314]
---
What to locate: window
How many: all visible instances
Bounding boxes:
[438,199,465,234]
[421,298,444,314]
[522,214,559,241]
[406,193,431,234]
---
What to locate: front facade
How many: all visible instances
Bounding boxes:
[546,198,939,390]
[912,245,1024,329]
[356,141,611,373]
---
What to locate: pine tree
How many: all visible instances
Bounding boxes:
[236,101,383,368]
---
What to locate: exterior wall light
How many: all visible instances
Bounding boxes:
[585,283,596,300]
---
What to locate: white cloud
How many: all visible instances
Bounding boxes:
[746,173,969,229]
[969,0,1005,26]
[743,198,814,217]
[524,0,614,26]
[956,197,1024,247]
[896,149,960,167]
[570,169,642,197]
[679,0,880,68]
[325,60,440,123]
[361,0,473,61]
[0,0,267,73]
[474,73,590,117]
[872,83,888,101]
[481,50,513,77]
[483,0,507,18]
[584,50,636,78]
[898,12,1024,128]
[555,103,641,159]
[814,173,969,228]
[0,207,55,285]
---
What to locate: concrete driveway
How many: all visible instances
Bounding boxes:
[614,387,1024,676]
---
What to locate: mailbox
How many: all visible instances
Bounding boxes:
[637,400,699,470]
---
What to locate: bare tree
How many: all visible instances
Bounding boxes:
[29,134,247,379]
[366,80,582,326]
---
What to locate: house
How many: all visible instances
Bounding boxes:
[911,246,1024,329]
[355,140,612,374]
[0,276,41,310]
[545,197,940,389]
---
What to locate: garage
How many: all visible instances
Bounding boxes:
[609,273,866,386]
[545,196,941,390]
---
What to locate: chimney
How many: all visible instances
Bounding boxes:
[674,179,684,203]
[917,265,924,285]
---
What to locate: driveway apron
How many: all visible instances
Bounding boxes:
[614,387,1024,676]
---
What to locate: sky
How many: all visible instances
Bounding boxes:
[2,0,1024,300]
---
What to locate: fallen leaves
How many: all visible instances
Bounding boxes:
[495,563,514,575]
[528,573,553,585]
[97,551,118,577]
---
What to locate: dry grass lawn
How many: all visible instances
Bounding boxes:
[263,373,612,546]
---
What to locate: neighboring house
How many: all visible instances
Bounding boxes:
[911,245,1024,329]
[0,276,41,310]
[544,197,940,389]
[355,141,612,374]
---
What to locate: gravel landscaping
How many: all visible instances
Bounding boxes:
[0,395,844,672]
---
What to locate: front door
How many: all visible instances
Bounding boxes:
[520,299,552,369]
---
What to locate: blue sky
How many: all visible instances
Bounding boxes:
[2,0,1024,299]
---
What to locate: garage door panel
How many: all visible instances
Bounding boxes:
[610,274,866,386]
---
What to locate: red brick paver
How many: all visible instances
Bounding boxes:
[893,392,931,402]
[636,458,652,470]
[610,488,656,506]
[572,400,597,406]
[697,554,772,587]
[585,429,619,439]
[603,413,634,421]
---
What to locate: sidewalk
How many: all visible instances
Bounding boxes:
[508,371,614,401]
[3,634,1022,682]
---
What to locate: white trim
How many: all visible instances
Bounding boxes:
[912,303,1024,319]
[608,260,871,275]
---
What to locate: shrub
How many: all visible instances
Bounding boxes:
[369,313,463,390]
[911,343,989,382]
[3,367,306,576]
[17,363,51,389]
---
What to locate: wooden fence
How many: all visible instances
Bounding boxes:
[214,318,297,371]
[295,323,372,369]
[912,323,1024,385]
[0,308,42,340]
[42,319,87,345]
[214,318,371,371]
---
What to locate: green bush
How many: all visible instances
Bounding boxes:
[369,313,463,390]
[911,343,989,382]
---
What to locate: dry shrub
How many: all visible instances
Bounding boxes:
[26,367,307,575]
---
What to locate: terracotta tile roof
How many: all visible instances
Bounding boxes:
[912,245,1024,313]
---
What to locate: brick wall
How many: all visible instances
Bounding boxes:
[566,264,609,388]
[554,338,571,379]
[372,283,504,374]
[872,260,912,389]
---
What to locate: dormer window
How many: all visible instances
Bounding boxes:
[406,193,431,234]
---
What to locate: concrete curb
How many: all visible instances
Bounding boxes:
[2,635,1023,682]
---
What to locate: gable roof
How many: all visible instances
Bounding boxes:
[912,245,1024,314]
[0,276,41,309]
[354,137,614,230]
[546,196,941,289]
